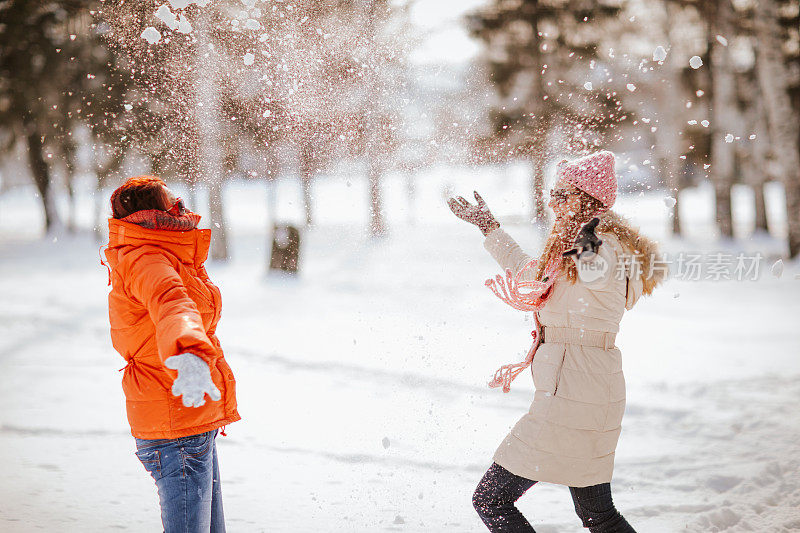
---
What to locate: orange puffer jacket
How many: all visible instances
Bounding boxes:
[105,218,240,439]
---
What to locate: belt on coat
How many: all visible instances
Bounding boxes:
[540,326,616,350]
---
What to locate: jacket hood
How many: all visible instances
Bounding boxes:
[105,218,211,268]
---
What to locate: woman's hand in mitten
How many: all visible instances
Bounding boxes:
[563,217,603,260]
[164,353,221,408]
[447,191,500,236]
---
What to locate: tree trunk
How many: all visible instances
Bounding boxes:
[299,141,314,228]
[362,0,386,237]
[26,130,60,233]
[654,87,684,236]
[93,177,103,241]
[196,13,228,260]
[368,154,385,236]
[754,0,800,256]
[187,178,198,215]
[673,193,682,234]
[712,182,733,238]
[530,149,547,226]
[748,88,771,234]
[93,142,126,241]
[62,137,78,233]
[526,6,549,237]
[753,182,769,234]
[656,5,685,236]
[530,113,550,235]
[266,178,277,229]
[264,144,279,233]
[208,180,228,261]
[709,0,737,239]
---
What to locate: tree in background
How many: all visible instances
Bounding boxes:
[677,0,799,253]
[0,1,95,232]
[753,0,800,257]
[97,0,236,259]
[467,0,628,228]
[632,0,702,237]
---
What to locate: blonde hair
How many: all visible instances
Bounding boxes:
[533,190,604,282]
[534,191,665,296]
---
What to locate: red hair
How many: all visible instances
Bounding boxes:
[110,175,169,219]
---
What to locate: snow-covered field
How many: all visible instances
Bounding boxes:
[1,166,799,532]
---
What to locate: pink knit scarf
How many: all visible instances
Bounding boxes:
[485,256,561,393]
[121,209,201,231]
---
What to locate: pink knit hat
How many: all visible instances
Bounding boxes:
[556,151,617,210]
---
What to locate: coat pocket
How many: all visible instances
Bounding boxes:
[532,344,567,395]
[552,347,568,396]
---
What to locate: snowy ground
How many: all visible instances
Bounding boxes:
[1,166,799,532]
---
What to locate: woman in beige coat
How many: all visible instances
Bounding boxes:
[448,151,665,532]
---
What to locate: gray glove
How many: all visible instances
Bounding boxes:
[447,191,501,236]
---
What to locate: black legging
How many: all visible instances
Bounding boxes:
[472,463,636,532]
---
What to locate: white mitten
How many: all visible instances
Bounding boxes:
[164,353,222,408]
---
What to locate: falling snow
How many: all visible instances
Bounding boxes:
[168,0,210,8]
[3,2,800,529]
[177,14,193,34]
[141,27,162,45]
[155,4,179,30]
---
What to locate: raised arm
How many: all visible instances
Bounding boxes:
[447,191,539,282]
[483,228,538,282]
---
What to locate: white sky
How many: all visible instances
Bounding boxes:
[406,0,488,64]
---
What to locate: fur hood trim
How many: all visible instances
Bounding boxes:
[596,210,666,296]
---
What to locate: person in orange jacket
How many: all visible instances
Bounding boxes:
[104,175,240,532]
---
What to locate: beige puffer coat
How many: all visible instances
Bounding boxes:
[484,227,645,487]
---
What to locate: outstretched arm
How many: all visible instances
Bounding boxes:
[127,252,218,366]
[127,251,221,407]
[447,191,500,236]
[447,191,538,281]
[483,229,538,282]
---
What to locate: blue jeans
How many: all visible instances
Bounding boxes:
[135,430,225,533]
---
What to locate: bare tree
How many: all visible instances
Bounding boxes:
[468,0,627,230]
[652,1,690,236]
[195,11,229,260]
[706,0,737,238]
[754,0,800,257]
